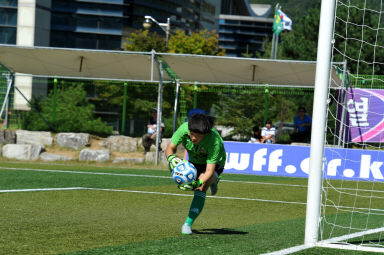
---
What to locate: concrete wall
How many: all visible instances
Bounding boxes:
[14,0,50,111]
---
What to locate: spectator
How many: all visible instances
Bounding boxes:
[290,106,312,143]
[142,108,165,153]
[261,120,276,144]
[249,126,262,143]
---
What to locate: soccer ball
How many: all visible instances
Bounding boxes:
[172,161,197,185]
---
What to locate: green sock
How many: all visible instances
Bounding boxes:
[184,190,206,226]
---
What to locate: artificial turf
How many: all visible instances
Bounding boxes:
[0,161,381,254]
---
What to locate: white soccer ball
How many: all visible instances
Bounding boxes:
[172,161,197,185]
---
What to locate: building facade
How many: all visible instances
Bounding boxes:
[219,0,273,57]
[0,0,17,44]
[0,0,221,113]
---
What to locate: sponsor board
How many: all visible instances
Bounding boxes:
[343,88,384,142]
[224,142,384,181]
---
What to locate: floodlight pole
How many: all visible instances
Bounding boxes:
[173,79,180,133]
[305,0,336,245]
[144,16,170,49]
[0,73,13,125]
[154,57,164,165]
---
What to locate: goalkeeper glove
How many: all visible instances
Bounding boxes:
[178,179,204,191]
[167,154,183,173]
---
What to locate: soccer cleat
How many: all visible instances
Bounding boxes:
[181,223,192,235]
[209,175,221,196]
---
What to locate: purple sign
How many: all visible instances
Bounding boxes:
[345,89,384,142]
[224,142,384,181]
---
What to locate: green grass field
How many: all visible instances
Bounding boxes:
[0,161,381,254]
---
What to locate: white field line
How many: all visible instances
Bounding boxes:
[0,166,307,188]
[87,188,307,205]
[0,187,86,193]
[0,185,307,205]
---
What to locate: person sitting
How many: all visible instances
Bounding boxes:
[249,126,262,143]
[261,120,276,144]
[290,106,312,143]
[142,108,165,153]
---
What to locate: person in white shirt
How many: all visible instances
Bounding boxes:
[142,108,165,153]
[261,120,276,144]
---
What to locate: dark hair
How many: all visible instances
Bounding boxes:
[188,114,214,134]
[252,126,262,139]
[298,107,306,112]
[265,119,272,125]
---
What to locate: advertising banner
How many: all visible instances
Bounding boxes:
[224,142,384,181]
[345,88,384,142]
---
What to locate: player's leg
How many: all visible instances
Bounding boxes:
[182,163,206,235]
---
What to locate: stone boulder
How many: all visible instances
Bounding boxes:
[56,133,90,150]
[101,135,137,152]
[40,152,74,162]
[145,151,168,166]
[113,157,144,164]
[0,130,16,144]
[2,144,43,160]
[79,149,110,162]
[16,130,53,146]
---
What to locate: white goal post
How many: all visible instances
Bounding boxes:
[305,0,384,253]
[305,0,337,245]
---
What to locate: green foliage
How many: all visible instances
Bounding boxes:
[123,30,167,52]
[23,85,113,136]
[261,0,384,75]
[210,87,313,141]
[92,81,175,137]
[168,30,225,56]
[123,29,224,56]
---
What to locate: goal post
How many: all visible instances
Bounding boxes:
[305,0,384,253]
[305,0,337,245]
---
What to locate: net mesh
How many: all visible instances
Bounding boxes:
[320,0,384,251]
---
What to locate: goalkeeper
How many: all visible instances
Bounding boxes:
[165,113,226,235]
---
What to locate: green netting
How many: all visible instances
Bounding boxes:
[349,74,384,88]
[0,65,16,128]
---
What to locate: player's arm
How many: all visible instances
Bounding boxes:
[195,163,216,192]
[165,141,183,173]
[165,141,177,157]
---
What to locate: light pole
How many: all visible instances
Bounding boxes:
[143,16,170,48]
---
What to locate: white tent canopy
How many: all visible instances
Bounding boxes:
[0,44,344,164]
[0,44,342,87]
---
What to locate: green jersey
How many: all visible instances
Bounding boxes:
[171,122,226,166]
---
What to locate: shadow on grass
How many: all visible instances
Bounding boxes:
[193,228,248,235]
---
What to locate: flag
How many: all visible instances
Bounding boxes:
[279,9,292,31]
[272,8,283,35]
[272,8,292,35]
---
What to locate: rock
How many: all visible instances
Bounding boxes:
[113,157,144,164]
[0,130,4,144]
[56,133,90,150]
[2,144,43,160]
[79,149,110,162]
[40,152,74,161]
[4,130,16,144]
[16,130,53,146]
[101,135,137,152]
[145,151,168,166]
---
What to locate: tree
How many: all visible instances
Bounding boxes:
[261,1,384,74]
[122,30,167,52]
[168,30,225,56]
[23,85,113,136]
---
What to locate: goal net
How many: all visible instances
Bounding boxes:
[317,0,384,252]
